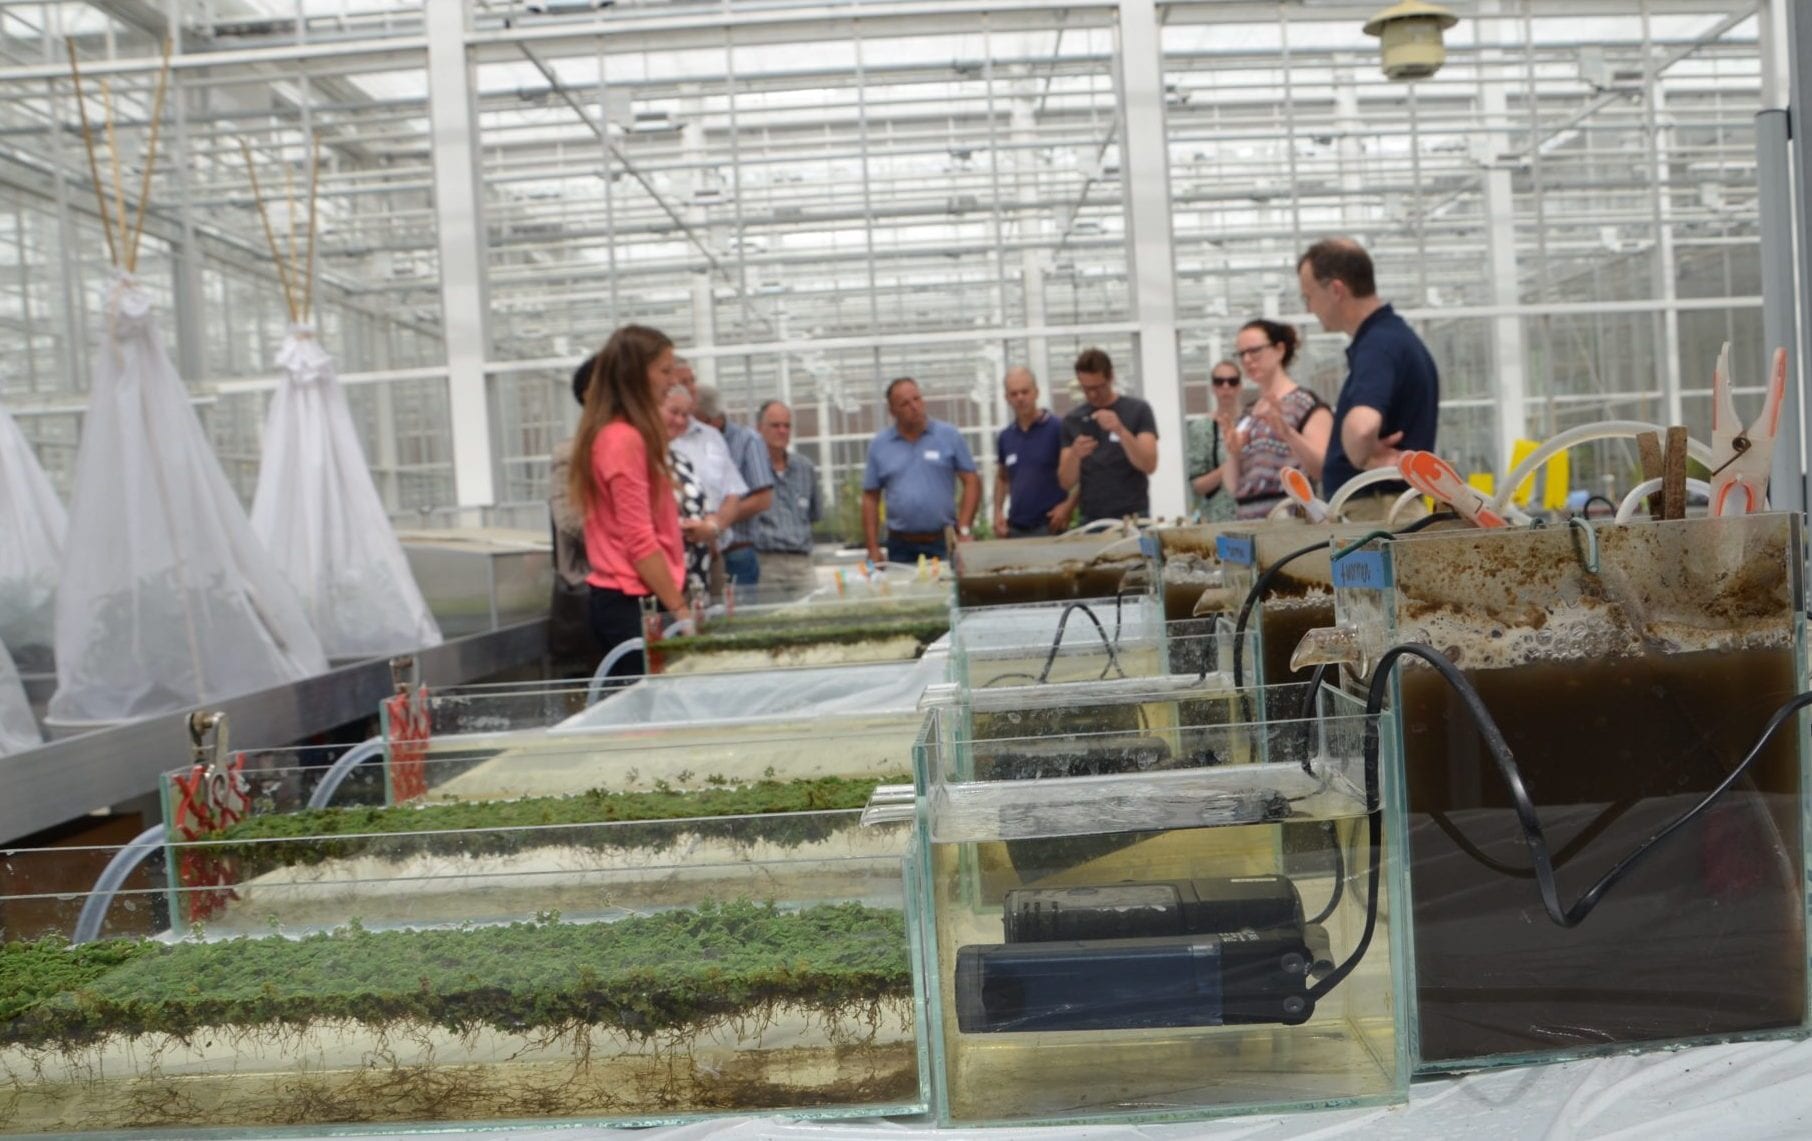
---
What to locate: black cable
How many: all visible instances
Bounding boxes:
[981,672,1043,688]
[1289,661,1335,779]
[1362,643,1812,930]
[1227,538,1329,690]
[1307,804,1379,1001]
[1425,799,1637,880]
[1216,515,1455,691]
[1306,821,1345,926]
[1308,645,1812,1002]
[1112,587,1139,646]
[1580,494,1618,520]
[1396,510,1456,534]
[1035,600,1125,684]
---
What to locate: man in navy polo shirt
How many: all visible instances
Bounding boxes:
[1297,237,1440,513]
[862,377,982,566]
[992,367,1075,538]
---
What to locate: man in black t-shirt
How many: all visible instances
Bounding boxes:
[1058,347,1160,522]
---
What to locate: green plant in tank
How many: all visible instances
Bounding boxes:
[661,616,949,659]
[0,901,910,1050]
[199,775,908,868]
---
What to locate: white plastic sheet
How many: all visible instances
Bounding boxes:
[0,635,39,756]
[49,275,328,724]
[0,397,66,668]
[251,326,441,658]
[556,656,945,733]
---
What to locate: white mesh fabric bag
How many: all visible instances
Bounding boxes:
[0,635,39,756]
[0,398,66,669]
[250,325,441,658]
[49,274,328,723]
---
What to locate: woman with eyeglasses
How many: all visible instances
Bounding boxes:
[1187,359,1244,522]
[1225,319,1333,520]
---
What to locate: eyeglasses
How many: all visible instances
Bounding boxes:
[1234,344,1271,360]
[1210,375,1241,387]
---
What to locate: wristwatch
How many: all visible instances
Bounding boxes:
[958,526,973,537]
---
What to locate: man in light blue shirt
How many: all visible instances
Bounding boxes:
[862,377,981,566]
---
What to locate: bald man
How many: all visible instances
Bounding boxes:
[992,367,1076,537]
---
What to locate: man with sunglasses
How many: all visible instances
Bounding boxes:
[1188,360,1244,522]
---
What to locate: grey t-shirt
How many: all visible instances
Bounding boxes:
[1061,394,1158,521]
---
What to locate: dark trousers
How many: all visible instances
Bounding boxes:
[587,586,648,684]
[723,545,760,585]
[887,535,949,565]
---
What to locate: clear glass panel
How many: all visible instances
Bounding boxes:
[948,595,1172,690]
[911,684,1405,1124]
[1335,513,1809,1071]
[0,825,921,1132]
[953,527,1145,607]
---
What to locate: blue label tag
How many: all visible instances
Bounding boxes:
[1332,549,1392,591]
[1217,534,1255,566]
[1139,534,1160,560]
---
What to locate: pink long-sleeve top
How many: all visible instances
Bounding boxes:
[583,419,685,596]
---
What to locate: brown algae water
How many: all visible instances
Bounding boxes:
[1398,646,1805,1064]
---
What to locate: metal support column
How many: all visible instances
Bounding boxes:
[1786,0,1812,517]
[425,0,494,511]
[1757,110,1801,514]
[691,273,717,391]
[1114,0,1186,520]
[1478,0,1526,473]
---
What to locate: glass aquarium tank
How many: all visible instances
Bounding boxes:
[0,817,924,1133]
[153,716,923,935]
[653,593,950,673]
[1199,524,1384,720]
[183,661,946,816]
[1328,512,1810,1072]
[908,682,1408,1125]
[953,527,1145,607]
[947,595,1173,690]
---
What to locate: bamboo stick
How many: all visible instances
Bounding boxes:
[239,138,299,322]
[302,139,321,322]
[281,156,298,291]
[125,38,173,273]
[64,42,118,267]
[99,79,131,269]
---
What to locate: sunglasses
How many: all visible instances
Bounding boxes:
[1210,375,1241,387]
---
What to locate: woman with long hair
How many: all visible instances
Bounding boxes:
[567,324,691,678]
[1224,318,1333,519]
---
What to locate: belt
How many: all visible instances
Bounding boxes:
[723,541,754,552]
[889,529,946,543]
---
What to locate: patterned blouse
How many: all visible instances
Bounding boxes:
[1233,387,1324,520]
[669,448,710,598]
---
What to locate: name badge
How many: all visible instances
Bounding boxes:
[1332,549,1392,590]
[1108,432,1122,444]
[1004,453,1019,467]
[923,449,941,461]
